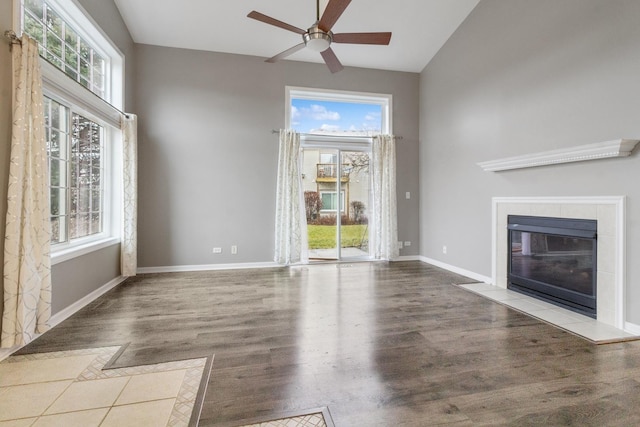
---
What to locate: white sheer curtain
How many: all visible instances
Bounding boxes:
[274,130,308,265]
[371,134,399,260]
[121,114,137,276]
[2,35,51,348]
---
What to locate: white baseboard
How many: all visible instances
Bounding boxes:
[395,255,422,261]
[137,262,281,274]
[49,276,127,328]
[624,322,640,336]
[419,256,492,284]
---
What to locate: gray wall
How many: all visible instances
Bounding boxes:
[419,0,640,323]
[0,0,135,324]
[135,45,420,268]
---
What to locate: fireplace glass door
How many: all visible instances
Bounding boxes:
[508,215,597,317]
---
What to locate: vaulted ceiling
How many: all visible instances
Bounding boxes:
[113,0,479,73]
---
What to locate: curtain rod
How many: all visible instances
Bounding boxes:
[271,130,403,140]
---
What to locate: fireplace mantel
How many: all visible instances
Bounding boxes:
[478,139,639,172]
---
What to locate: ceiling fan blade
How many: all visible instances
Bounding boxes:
[247,11,306,35]
[318,0,352,32]
[320,47,344,73]
[333,32,392,45]
[265,43,306,63]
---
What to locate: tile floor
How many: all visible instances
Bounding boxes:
[0,346,209,427]
[238,412,327,427]
[460,282,640,343]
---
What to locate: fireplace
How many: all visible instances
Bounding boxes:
[493,197,625,328]
[507,215,597,318]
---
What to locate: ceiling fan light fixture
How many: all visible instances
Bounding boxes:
[303,28,332,52]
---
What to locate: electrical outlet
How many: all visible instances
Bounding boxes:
[212,247,222,254]
[404,241,411,247]
[442,245,447,254]
[406,192,411,199]
[231,245,238,254]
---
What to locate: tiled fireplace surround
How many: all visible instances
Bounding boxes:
[492,196,625,329]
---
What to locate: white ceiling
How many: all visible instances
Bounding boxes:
[113,0,479,73]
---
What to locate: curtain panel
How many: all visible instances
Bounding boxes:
[2,35,51,348]
[371,134,399,260]
[274,130,308,265]
[121,114,138,276]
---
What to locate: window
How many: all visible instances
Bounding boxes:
[320,191,345,212]
[22,0,107,99]
[287,87,391,137]
[18,0,124,261]
[45,97,105,244]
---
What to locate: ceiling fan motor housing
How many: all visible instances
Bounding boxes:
[303,25,332,52]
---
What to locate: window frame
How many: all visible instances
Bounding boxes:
[15,0,125,264]
[286,86,392,143]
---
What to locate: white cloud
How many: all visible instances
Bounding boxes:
[305,105,340,121]
[291,105,301,120]
[364,111,381,122]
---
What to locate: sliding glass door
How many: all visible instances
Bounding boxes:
[287,86,391,261]
[302,147,371,261]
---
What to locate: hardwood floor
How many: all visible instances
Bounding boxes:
[18,261,640,426]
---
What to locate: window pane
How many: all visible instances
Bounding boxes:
[79,186,91,212]
[322,193,336,210]
[50,158,62,187]
[91,165,101,186]
[46,29,62,59]
[90,213,101,234]
[46,50,63,69]
[24,13,44,45]
[50,187,62,215]
[51,216,62,244]
[64,25,78,49]
[91,188,101,211]
[291,98,383,135]
[69,214,91,239]
[66,113,104,240]
[25,0,44,20]
[46,7,63,38]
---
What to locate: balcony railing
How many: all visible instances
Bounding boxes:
[317,164,350,179]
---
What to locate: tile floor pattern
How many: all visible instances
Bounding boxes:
[0,346,208,426]
[238,412,327,427]
[460,282,640,343]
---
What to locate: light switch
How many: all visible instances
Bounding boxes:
[406,192,411,199]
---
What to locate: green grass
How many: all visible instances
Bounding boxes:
[307,224,368,249]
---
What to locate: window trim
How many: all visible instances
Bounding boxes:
[15,0,125,262]
[43,92,117,262]
[15,0,125,110]
[285,86,392,142]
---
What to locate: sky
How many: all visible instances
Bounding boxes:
[291,98,382,134]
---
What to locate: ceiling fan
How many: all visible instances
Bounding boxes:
[247,0,392,73]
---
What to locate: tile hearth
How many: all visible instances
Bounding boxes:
[460,283,639,344]
[0,346,211,426]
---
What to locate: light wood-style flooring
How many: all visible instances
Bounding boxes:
[18,261,640,426]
